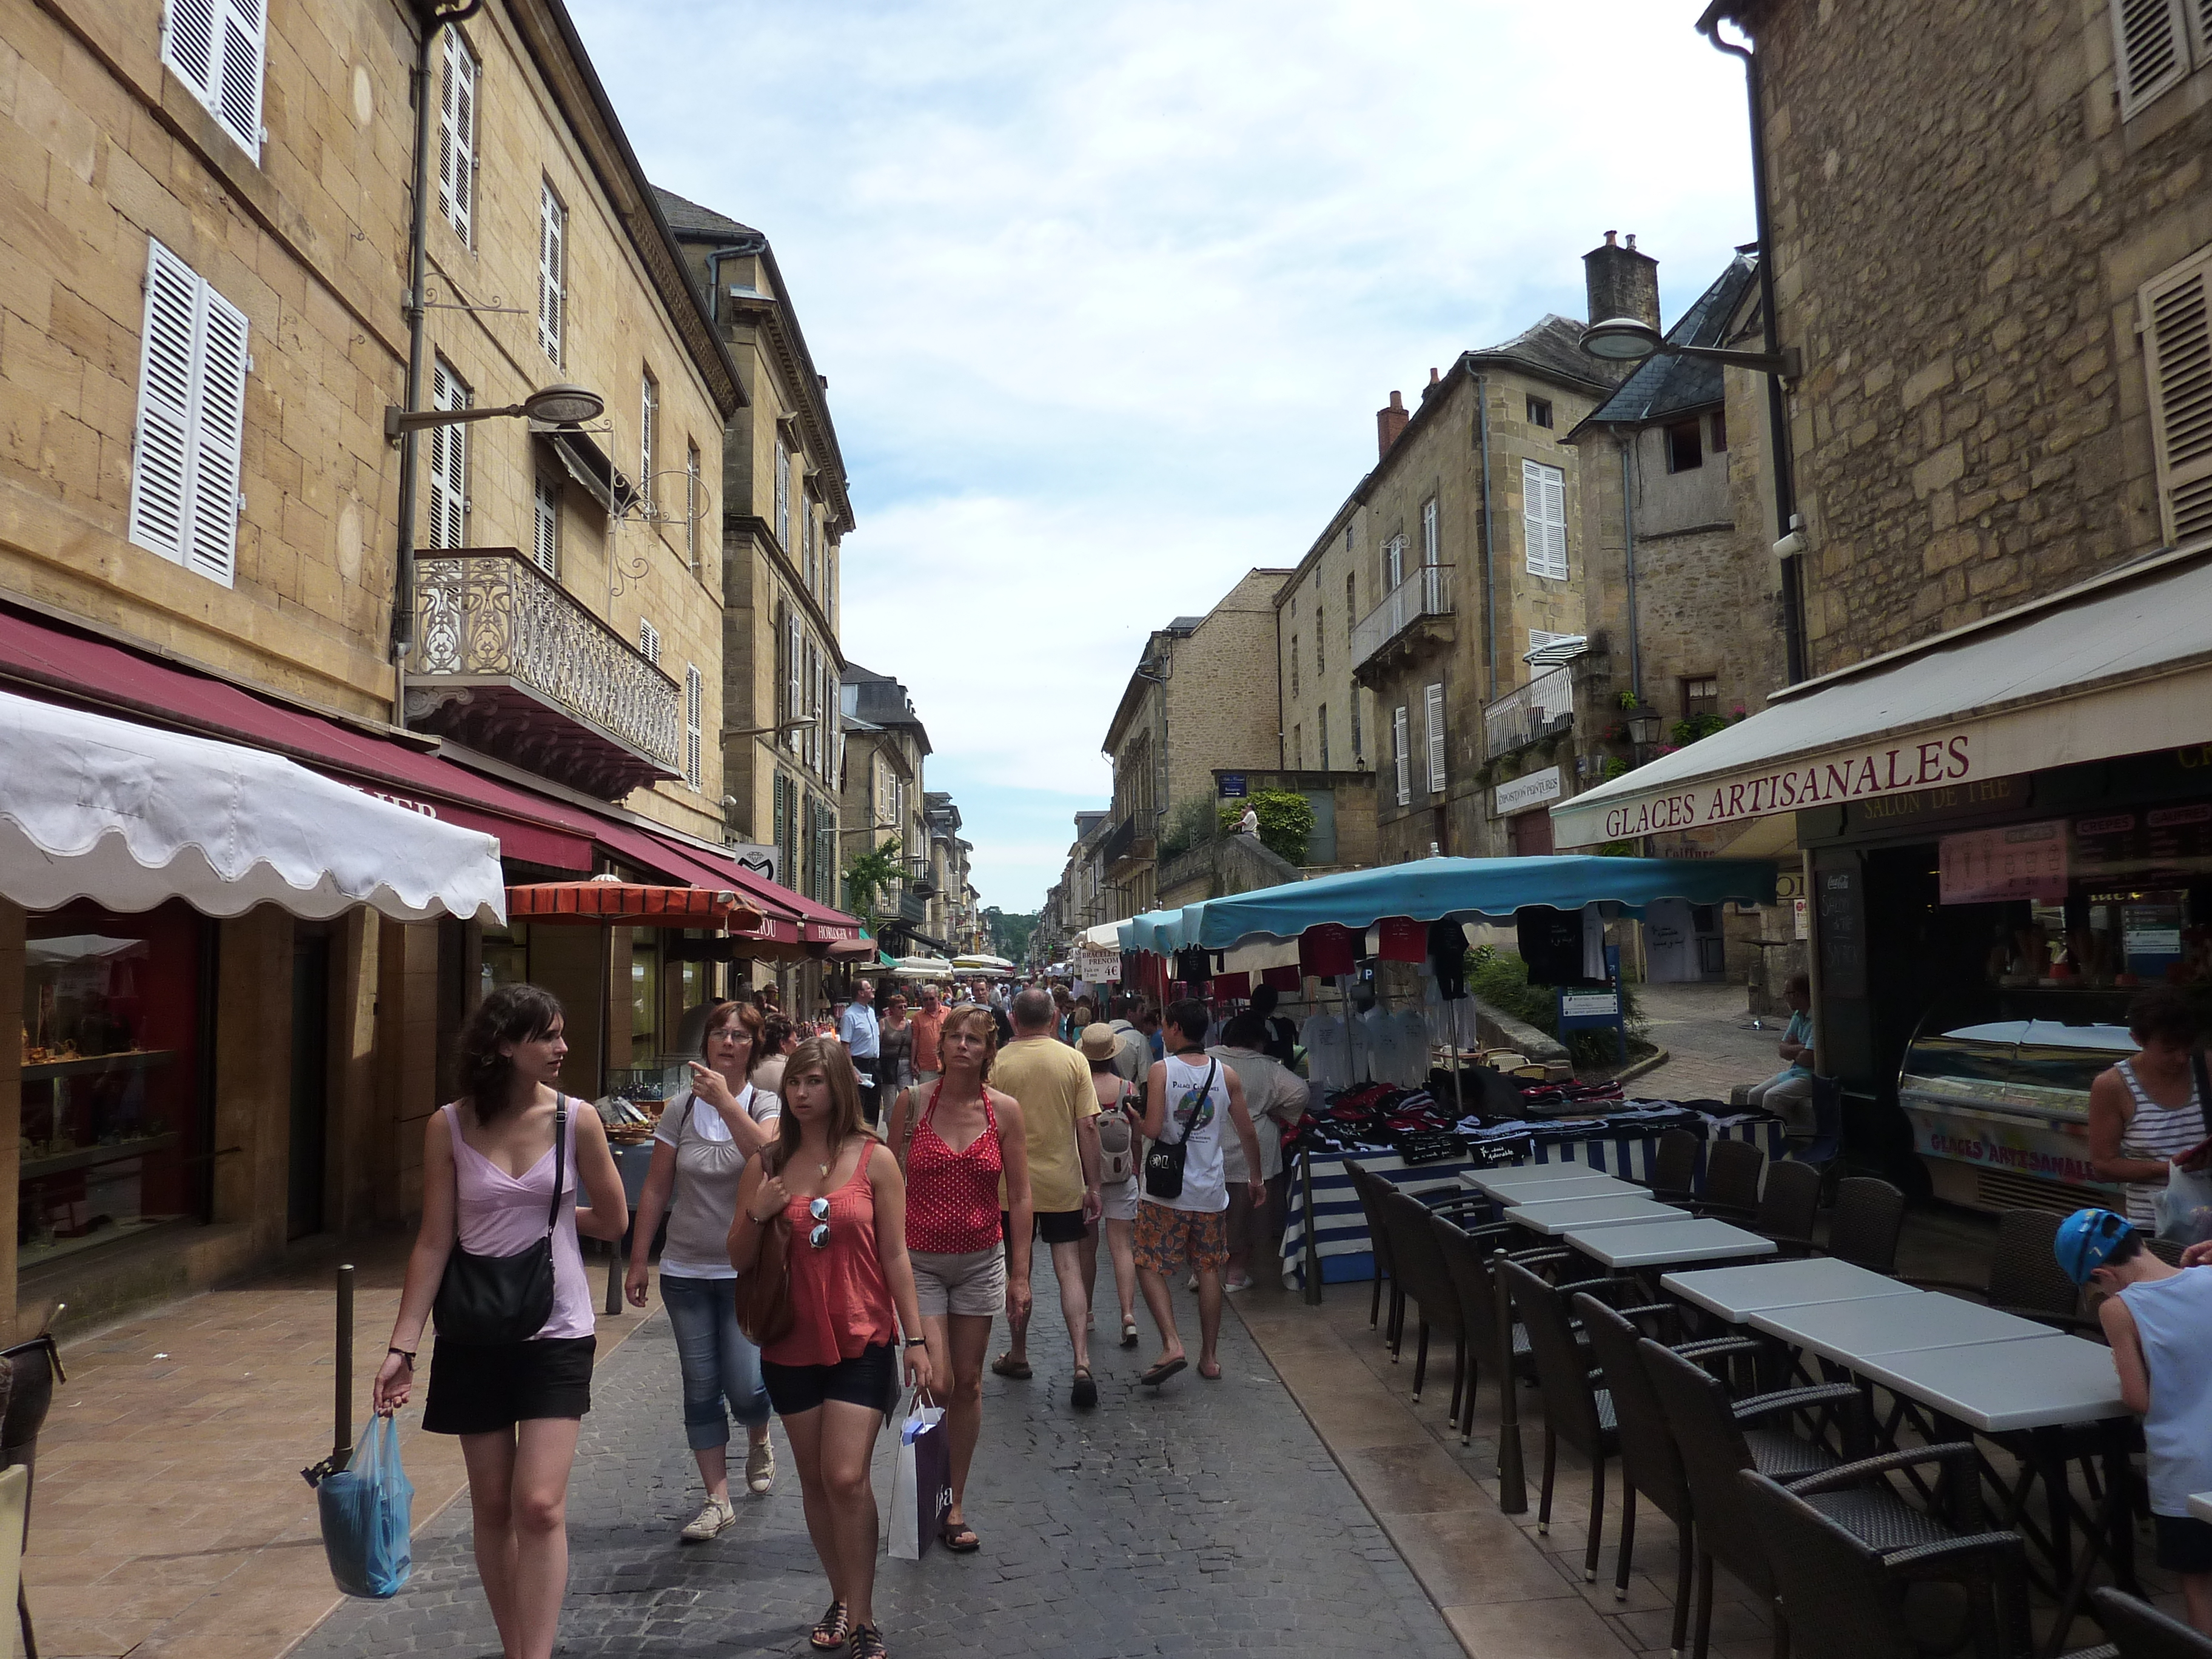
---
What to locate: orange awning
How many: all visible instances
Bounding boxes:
[506,880,763,930]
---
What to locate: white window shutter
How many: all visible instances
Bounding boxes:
[638,617,660,665]
[685,665,704,789]
[1424,682,1446,794]
[186,279,248,585]
[639,375,656,515]
[1524,460,1569,579]
[1393,705,1410,806]
[127,241,199,564]
[2113,0,2190,119]
[1422,497,1439,566]
[2143,249,2212,548]
[427,360,468,548]
[532,475,558,574]
[164,0,217,101]
[2189,0,2212,66]
[787,614,803,752]
[214,0,264,159]
[439,33,474,241]
[538,185,564,365]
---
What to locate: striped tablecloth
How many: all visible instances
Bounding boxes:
[1279,1119,1791,1287]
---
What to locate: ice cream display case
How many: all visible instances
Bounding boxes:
[1897,1017,2133,1213]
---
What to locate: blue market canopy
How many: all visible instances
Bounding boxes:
[1121,856,1778,954]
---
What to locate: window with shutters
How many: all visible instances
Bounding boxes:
[437,32,476,242]
[538,183,565,365]
[774,438,791,549]
[2142,245,2212,549]
[638,371,658,517]
[1424,682,1446,794]
[2110,0,2212,119]
[1385,532,1405,589]
[531,475,559,575]
[684,665,703,790]
[1421,496,1439,566]
[1290,636,1300,699]
[1318,705,1330,771]
[1315,611,1325,674]
[786,611,804,754]
[1345,571,1356,634]
[161,0,264,161]
[1293,725,1302,769]
[1393,705,1410,806]
[1523,460,1569,580]
[803,494,817,589]
[638,617,661,665]
[427,357,469,549]
[1352,694,1364,762]
[127,240,249,587]
[685,441,702,571]
[1530,628,1574,657]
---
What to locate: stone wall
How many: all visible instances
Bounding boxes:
[1749,0,2212,674]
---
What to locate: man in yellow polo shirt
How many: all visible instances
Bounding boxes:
[990,987,1104,1408]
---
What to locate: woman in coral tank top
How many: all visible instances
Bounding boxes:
[729,1039,931,1659]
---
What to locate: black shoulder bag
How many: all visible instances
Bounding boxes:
[434,1098,568,1346]
[1143,1060,1216,1202]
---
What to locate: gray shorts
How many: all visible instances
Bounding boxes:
[1099,1177,1140,1222]
[910,1245,1007,1319]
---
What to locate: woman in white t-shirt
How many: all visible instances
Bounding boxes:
[625,1000,782,1541]
[1134,999,1262,1386]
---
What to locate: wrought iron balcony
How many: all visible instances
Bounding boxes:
[1483,663,1575,757]
[1350,564,1452,682]
[404,548,682,799]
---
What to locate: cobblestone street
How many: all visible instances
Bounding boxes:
[290,1248,1462,1659]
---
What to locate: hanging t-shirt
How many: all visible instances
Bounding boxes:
[1428,919,1469,1000]
[1392,1008,1432,1086]
[1261,964,1302,993]
[1302,1013,1352,1089]
[1518,907,1598,986]
[1581,903,1609,983]
[1299,923,1362,978]
[1377,917,1427,964]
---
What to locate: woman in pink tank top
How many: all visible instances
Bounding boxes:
[732,1038,932,1659]
[372,985,629,1659]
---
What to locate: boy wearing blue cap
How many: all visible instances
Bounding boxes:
[2057,1207,2212,1633]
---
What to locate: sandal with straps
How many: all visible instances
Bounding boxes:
[809,1601,851,1651]
[849,1624,888,1659]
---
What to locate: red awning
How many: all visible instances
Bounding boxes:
[0,608,594,871]
[507,881,763,929]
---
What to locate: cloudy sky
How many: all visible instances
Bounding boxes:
[571,1,1757,916]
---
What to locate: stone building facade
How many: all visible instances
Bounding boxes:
[0,0,743,1333]
[1717,0,2212,672]
[838,662,933,949]
[1101,569,1291,916]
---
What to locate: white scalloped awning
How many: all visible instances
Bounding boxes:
[0,690,508,923]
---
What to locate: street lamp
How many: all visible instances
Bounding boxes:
[1625,711,1663,748]
[385,382,605,441]
[727,716,816,740]
[1578,317,1801,381]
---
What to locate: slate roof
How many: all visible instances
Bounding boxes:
[1465,313,1618,393]
[652,187,760,244]
[1581,253,1760,427]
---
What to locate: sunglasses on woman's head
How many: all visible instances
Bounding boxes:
[807,1195,831,1250]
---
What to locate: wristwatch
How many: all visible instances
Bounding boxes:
[904,1337,927,1348]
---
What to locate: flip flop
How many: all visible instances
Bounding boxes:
[1139,1356,1187,1387]
[990,1353,1032,1380]
[1198,1360,1223,1381]
[939,1518,980,1553]
[1071,1367,1098,1409]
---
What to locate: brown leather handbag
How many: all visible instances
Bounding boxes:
[734,1200,796,1347]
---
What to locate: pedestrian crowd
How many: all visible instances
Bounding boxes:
[370,971,1310,1659]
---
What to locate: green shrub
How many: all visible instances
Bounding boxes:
[1219,789,1315,865]
[1465,944,1647,1070]
[1158,797,1220,860]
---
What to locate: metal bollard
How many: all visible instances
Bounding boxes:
[334,1263,355,1472]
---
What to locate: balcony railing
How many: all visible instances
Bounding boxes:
[1103,814,1138,868]
[1483,663,1575,757]
[404,548,682,799]
[1350,564,1452,675]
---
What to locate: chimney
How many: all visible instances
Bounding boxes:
[1376,389,1409,458]
[1584,229,1660,330]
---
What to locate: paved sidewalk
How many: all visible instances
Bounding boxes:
[289,1243,1463,1659]
[1629,980,1781,1102]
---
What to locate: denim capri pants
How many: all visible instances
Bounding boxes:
[659,1272,771,1448]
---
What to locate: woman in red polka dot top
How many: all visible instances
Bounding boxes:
[883,1004,1033,1552]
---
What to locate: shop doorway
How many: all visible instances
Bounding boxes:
[287,930,331,1241]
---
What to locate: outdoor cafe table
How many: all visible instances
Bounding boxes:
[1746,1292,2058,1363]
[1564,1217,1774,1271]
[1460,1171,1634,1204]
[1503,1195,1697,1235]
[1463,1165,1638,1200]
[1663,1256,1921,1324]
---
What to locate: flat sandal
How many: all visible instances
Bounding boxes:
[849,1624,888,1659]
[810,1601,851,1650]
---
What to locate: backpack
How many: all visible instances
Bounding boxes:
[1095,1081,1136,1184]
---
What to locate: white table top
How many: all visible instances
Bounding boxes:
[1662,1257,1923,1324]
[1843,1333,2126,1433]
[1748,1292,2054,1364]
[1504,1196,1697,1236]
[1567,1218,1776,1270]
[1465,1163,1638,1198]
[2190,1492,2212,1526]
[1489,1181,1647,1209]
[1460,1171,1634,1203]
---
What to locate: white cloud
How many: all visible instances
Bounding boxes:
[572,0,1755,910]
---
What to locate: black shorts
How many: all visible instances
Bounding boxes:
[2156,1513,2212,1574]
[761,1342,896,1417]
[1004,1207,1089,1247]
[423,1335,595,1435]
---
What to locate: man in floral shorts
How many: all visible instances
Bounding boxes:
[1133,999,1264,1386]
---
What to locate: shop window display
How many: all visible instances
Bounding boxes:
[19,902,208,1268]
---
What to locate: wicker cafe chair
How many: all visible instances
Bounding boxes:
[1504,1260,1640,1587]
[1822,1176,1908,1276]
[1,1330,64,1659]
[1698,1138,1768,1223]
[1752,1159,1825,1256]
[2080,1586,2212,1658]
[1740,1461,2033,1659]
[1649,1128,1701,1207]
[1377,1188,1473,1412]
[1430,1213,1547,1447]
[1341,1161,1399,1335]
[1907,1208,2099,1335]
[1638,1336,1869,1659]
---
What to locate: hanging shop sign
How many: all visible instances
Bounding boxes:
[1493,766,1563,817]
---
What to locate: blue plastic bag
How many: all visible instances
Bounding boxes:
[314,1413,414,1598]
